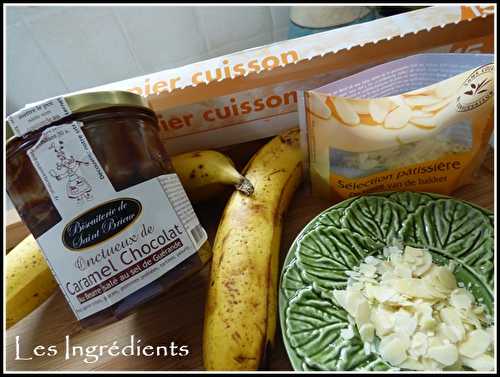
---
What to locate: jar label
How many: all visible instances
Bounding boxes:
[7,97,72,137]
[27,122,115,217]
[27,122,207,320]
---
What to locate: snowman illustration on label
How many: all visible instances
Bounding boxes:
[49,140,93,204]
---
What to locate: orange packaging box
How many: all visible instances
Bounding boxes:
[25,5,494,155]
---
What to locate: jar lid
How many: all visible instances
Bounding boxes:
[64,90,150,113]
[6,91,150,140]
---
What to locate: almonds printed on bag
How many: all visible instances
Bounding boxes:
[411,110,434,118]
[420,97,453,113]
[384,104,413,129]
[369,98,395,123]
[308,92,331,119]
[347,99,371,115]
[332,97,360,126]
[404,95,443,108]
[304,55,493,201]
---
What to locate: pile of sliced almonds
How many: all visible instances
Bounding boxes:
[333,245,495,371]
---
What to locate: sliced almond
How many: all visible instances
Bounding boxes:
[308,92,331,119]
[427,335,442,348]
[427,343,458,366]
[383,245,403,258]
[348,99,370,114]
[403,246,426,274]
[413,252,433,276]
[374,286,398,303]
[359,323,375,343]
[425,266,456,294]
[376,261,392,275]
[443,359,464,371]
[404,95,443,108]
[410,123,437,131]
[421,263,439,278]
[332,97,360,126]
[359,263,377,277]
[420,317,438,331]
[420,97,453,113]
[414,301,433,323]
[458,329,492,358]
[364,283,378,300]
[392,278,443,299]
[384,104,413,129]
[404,246,425,258]
[369,98,394,123]
[450,288,473,311]
[409,332,429,357]
[420,357,444,371]
[461,354,495,371]
[486,326,495,343]
[364,255,381,265]
[379,335,409,366]
[409,116,436,129]
[371,307,395,336]
[350,281,364,291]
[390,253,404,265]
[436,267,457,291]
[344,289,366,317]
[437,323,460,344]
[393,264,413,279]
[400,357,427,371]
[389,95,407,107]
[394,310,418,336]
[411,110,434,118]
[440,307,465,341]
[354,300,371,327]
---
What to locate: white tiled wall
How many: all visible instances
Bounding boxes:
[6,5,291,115]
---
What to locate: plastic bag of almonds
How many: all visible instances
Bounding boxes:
[299,53,494,200]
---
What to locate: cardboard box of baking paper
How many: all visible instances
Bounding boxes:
[21,6,494,156]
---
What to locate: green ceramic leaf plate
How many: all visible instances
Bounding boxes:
[279,192,494,371]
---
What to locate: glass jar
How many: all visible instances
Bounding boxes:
[6,91,211,328]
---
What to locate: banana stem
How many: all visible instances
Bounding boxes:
[235,177,254,196]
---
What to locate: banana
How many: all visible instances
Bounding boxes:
[6,234,58,329]
[203,128,303,370]
[171,150,254,203]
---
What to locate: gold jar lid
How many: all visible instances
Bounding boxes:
[63,90,150,113]
[6,91,151,141]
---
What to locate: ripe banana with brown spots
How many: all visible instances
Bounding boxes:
[6,234,58,329]
[171,150,254,203]
[203,128,303,370]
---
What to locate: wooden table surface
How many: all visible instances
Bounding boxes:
[5,148,494,372]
